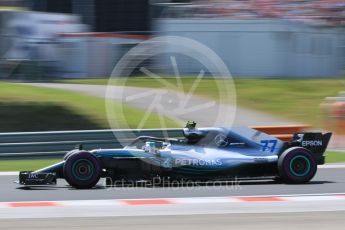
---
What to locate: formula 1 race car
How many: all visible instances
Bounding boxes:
[18,122,332,189]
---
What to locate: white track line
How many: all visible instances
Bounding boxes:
[1,194,345,219]
[0,172,19,176]
[319,164,345,169]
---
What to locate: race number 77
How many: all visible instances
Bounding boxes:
[260,140,277,153]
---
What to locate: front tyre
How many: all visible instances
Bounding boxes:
[63,151,101,189]
[278,147,317,184]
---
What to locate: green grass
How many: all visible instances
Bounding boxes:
[59,77,345,127]
[1,151,344,171]
[0,82,179,132]
[235,79,345,127]
[0,159,61,172]
[324,151,345,164]
[57,79,109,85]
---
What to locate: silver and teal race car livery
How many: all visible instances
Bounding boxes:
[18,122,332,189]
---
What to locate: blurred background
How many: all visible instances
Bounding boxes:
[0,0,343,149]
[0,0,343,78]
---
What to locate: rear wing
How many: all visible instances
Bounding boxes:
[252,125,332,164]
[290,132,332,154]
[251,125,310,142]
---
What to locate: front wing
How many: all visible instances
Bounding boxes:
[18,171,57,186]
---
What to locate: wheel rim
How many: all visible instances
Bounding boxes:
[289,155,311,177]
[72,159,94,181]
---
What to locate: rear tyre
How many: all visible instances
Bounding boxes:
[278,147,317,184]
[63,151,101,189]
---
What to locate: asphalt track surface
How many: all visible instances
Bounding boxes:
[1,167,344,203]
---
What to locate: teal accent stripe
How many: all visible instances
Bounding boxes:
[289,155,311,177]
[72,159,94,181]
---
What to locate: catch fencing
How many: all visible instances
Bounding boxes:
[0,129,183,159]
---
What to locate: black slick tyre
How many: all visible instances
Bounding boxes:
[63,151,101,189]
[278,147,317,184]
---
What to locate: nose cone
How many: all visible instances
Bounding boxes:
[92,148,144,158]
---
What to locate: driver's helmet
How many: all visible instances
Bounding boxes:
[144,141,156,154]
